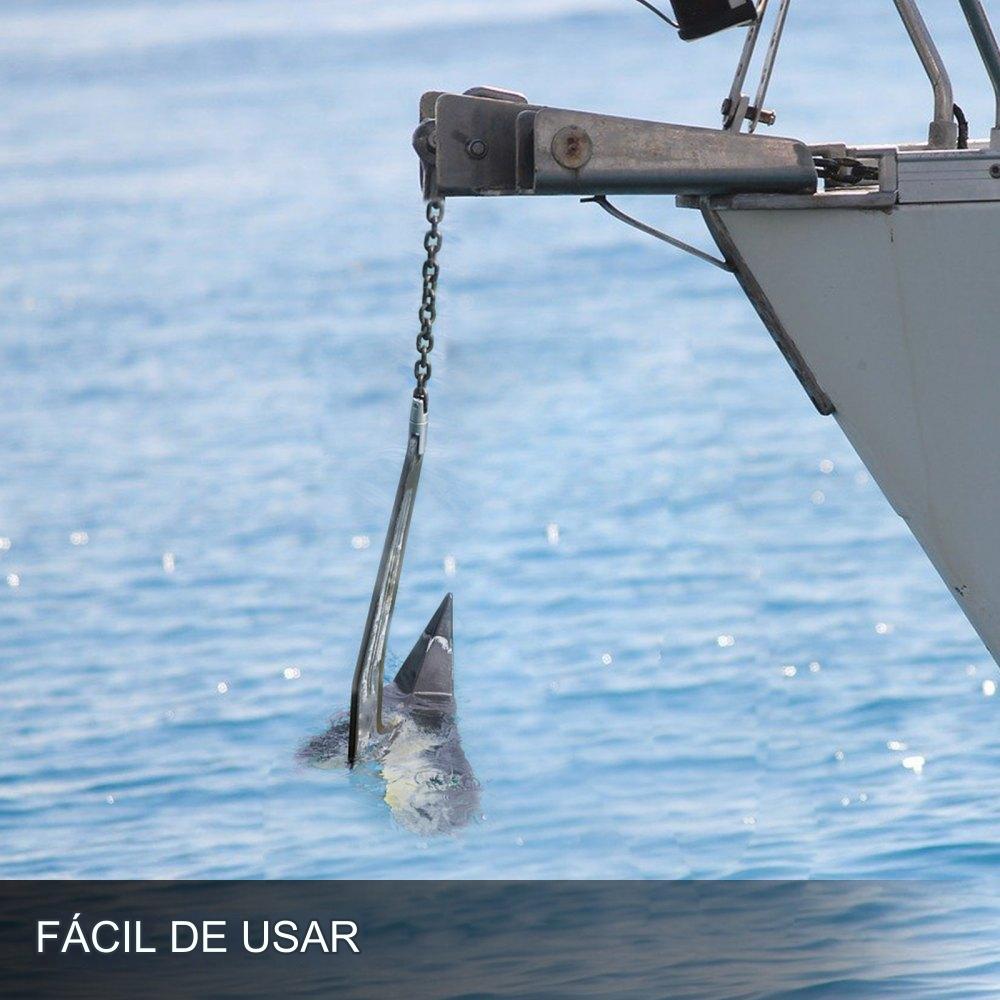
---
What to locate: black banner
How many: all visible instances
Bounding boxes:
[0,881,996,998]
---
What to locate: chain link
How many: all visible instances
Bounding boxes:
[413,198,444,409]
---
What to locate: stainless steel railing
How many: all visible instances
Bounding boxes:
[893,0,958,148]
[957,0,1000,144]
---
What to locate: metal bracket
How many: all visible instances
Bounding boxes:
[416,88,817,199]
[746,0,791,134]
[415,88,535,199]
[721,0,781,132]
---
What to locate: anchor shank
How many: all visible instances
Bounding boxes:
[348,399,427,763]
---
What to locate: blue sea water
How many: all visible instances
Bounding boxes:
[1,0,998,919]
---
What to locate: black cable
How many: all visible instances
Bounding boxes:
[633,0,678,29]
[953,103,969,150]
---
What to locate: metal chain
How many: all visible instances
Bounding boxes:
[413,198,444,409]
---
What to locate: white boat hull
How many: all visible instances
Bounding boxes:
[708,199,1000,663]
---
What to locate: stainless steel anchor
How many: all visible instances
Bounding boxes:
[347,199,446,765]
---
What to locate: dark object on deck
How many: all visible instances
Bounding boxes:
[668,0,758,41]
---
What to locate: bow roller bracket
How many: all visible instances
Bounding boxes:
[415,87,817,199]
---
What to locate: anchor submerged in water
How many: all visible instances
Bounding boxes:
[303,198,479,831]
[303,588,479,833]
[344,196,454,767]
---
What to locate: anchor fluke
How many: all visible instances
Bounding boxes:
[394,593,454,701]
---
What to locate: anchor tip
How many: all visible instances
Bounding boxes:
[393,594,454,697]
